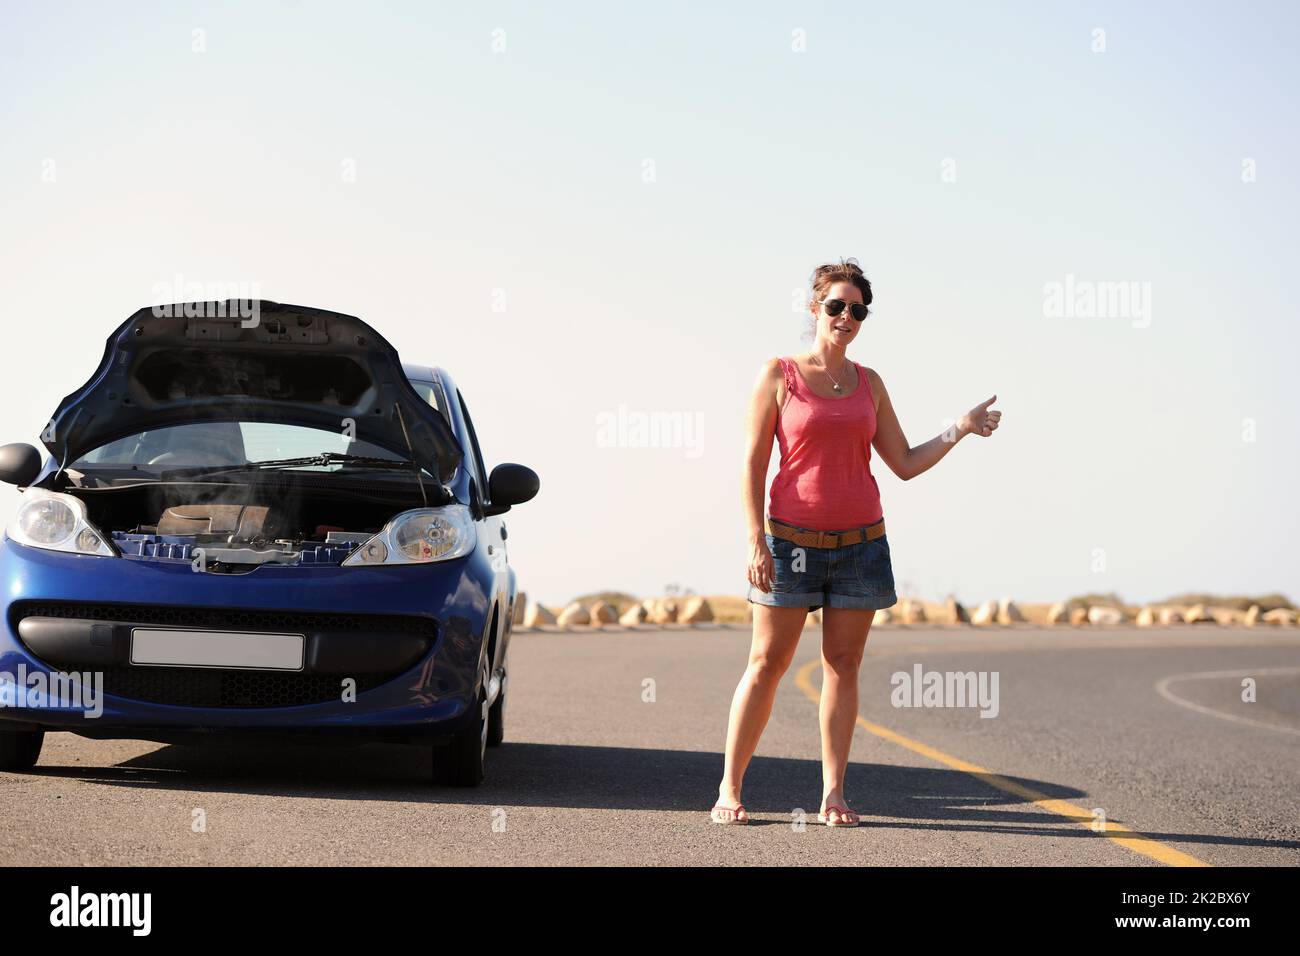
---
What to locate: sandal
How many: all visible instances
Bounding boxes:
[710,803,750,825]
[818,804,860,827]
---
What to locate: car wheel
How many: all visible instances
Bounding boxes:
[432,691,487,787]
[486,675,505,748]
[0,729,44,771]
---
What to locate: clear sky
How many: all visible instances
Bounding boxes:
[1,1,1295,608]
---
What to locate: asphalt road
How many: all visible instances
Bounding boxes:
[2,625,1297,866]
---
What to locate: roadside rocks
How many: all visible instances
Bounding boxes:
[1087,606,1124,626]
[619,604,648,626]
[648,599,679,625]
[518,592,1298,633]
[1210,607,1241,626]
[523,602,556,627]
[680,596,714,624]
[997,598,1026,625]
[589,601,618,626]
[1158,607,1185,625]
[1261,608,1297,626]
[899,599,927,625]
[945,599,970,625]
[557,602,591,627]
[968,599,1027,626]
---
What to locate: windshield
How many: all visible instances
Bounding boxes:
[71,422,413,474]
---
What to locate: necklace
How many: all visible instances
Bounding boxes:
[809,353,849,393]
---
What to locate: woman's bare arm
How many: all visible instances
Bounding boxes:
[743,359,783,591]
[869,369,1000,481]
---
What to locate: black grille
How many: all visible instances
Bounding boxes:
[97,665,368,709]
[10,601,436,709]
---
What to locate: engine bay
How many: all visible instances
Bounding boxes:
[66,480,420,573]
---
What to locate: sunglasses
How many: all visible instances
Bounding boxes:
[817,298,868,321]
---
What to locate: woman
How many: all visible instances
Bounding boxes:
[711,259,1001,826]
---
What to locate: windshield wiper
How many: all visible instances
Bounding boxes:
[161,453,422,480]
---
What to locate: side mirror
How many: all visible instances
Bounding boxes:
[484,463,539,515]
[0,443,42,486]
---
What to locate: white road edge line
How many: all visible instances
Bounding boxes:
[1155,667,1300,737]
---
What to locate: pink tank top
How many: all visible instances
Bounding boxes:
[768,356,883,532]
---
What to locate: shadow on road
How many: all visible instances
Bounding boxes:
[27,739,1299,851]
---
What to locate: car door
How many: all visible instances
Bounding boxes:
[454,389,511,673]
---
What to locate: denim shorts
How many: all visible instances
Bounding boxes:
[747,518,897,612]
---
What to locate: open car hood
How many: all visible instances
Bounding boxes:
[43,301,463,480]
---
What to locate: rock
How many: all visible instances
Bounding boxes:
[1261,608,1297,626]
[511,593,527,625]
[557,602,591,627]
[1210,607,1240,626]
[1046,602,1069,625]
[873,608,892,626]
[997,598,1026,625]
[971,601,999,625]
[1068,607,1090,626]
[945,598,970,625]
[1088,605,1123,626]
[648,599,679,625]
[1185,604,1215,625]
[1157,607,1184,625]
[1135,606,1157,627]
[900,599,927,625]
[589,601,618,625]
[1244,604,1261,627]
[619,603,648,626]
[523,603,556,627]
[681,596,715,624]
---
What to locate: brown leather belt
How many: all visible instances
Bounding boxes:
[765,516,885,549]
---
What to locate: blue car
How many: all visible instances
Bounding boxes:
[0,302,538,786]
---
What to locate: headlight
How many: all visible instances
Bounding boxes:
[342,505,476,566]
[6,489,116,557]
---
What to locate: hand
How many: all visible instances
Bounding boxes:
[747,536,774,592]
[959,395,1001,438]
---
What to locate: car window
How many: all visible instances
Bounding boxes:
[409,381,452,423]
[456,390,489,502]
[71,422,408,471]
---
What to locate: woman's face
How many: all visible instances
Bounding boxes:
[811,280,864,348]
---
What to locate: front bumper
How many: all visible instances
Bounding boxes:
[0,539,493,738]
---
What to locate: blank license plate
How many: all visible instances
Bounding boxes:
[130,628,305,671]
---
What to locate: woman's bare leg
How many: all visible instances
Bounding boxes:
[818,607,874,823]
[714,604,807,820]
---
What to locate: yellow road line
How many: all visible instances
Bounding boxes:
[794,658,1209,867]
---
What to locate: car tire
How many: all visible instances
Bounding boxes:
[432,691,487,787]
[0,729,44,771]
